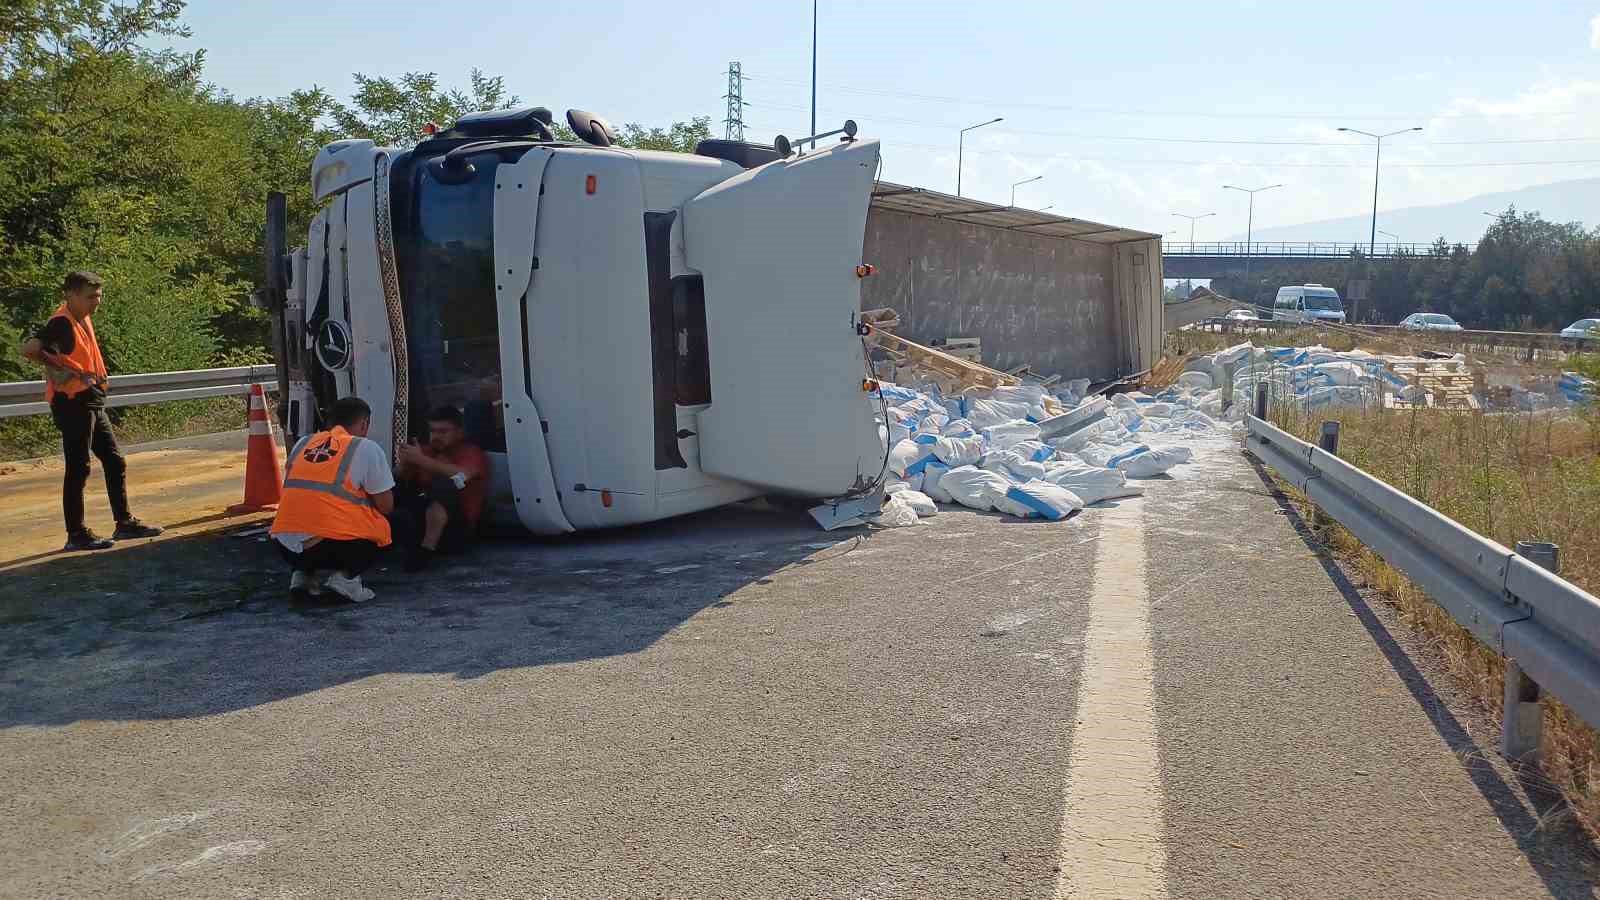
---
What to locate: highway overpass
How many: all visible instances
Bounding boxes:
[1165,240,1473,278]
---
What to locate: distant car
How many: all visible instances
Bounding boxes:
[1273,284,1346,324]
[1401,312,1463,332]
[1559,318,1599,342]
[1223,308,1259,322]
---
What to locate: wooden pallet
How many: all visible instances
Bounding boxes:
[937,337,983,363]
[868,327,1017,394]
[1382,361,1483,410]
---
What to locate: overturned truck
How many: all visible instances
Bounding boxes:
[262,107,886,534]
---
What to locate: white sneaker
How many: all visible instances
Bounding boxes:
[322,572,374,603]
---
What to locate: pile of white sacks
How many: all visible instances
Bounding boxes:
[1197,341,1461,411]
[870,371,1238,526]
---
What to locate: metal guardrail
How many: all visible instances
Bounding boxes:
[1245,402,1600,761]
[1164,241,1475,259]
[0,365,278,418]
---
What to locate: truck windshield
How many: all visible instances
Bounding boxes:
[1305,294,1342,311]
[388,146,525,450]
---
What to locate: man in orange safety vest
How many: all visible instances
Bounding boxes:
[270,396,396,603]
[20,271,163,551]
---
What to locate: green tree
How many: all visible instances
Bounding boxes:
[327,69,519,147]
[0,0,214,379]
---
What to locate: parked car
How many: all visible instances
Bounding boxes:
[1223,308,1260,322]
[1400,312,1463,332]
[1559,318,1599,344]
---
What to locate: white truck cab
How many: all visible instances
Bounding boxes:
[1272,284,1346,324]
[272,107,886,534]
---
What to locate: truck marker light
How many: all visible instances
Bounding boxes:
[420,122,439,137]
[601,490,613,508]
[855,263,876,277]
[586,175,597,195]
[862,379,879,392]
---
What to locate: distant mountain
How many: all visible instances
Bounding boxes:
[1227,177,1600,245]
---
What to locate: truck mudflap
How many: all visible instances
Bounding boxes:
[682,137,886,497]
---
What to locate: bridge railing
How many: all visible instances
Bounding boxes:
[1164,241,1474,258]
[1247,402,1600,762]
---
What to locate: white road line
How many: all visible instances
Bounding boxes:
[1056,501,1168,899]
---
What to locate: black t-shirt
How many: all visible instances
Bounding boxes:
[34,315,105,406]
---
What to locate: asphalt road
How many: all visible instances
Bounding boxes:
[1,435,1596,898]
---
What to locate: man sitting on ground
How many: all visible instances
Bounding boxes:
[270,397,395,603]
[393,404,489,572]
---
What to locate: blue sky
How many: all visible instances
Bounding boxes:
[171,1,1600,242]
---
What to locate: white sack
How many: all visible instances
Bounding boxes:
[876,493,922,527]
[939,465,1014,511]
[1314,362,1365,386]
[1113,445,1192,478]
[887,439,931,476]
[1009,439,1056,463]
[1076,442,1141,468]
[982,450,1047,482]
[990,384,1049,406]
[930,435,986,467]
[1176,371,1214,392]
[922,461,954,503]
[983,420,1042,450]
[965,397,1031,429]
[995,480,1085,520]
[898,490,939,517]
[1040,463,1145,505]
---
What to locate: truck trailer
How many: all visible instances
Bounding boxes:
[263,107,887,535]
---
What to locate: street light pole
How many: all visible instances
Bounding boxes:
[1223,184,1283,294]
[1171,211,1216,246]
[809,0,817,149]
[1339,126,1422,257]
[1010,175,1043,206]
[957,117,1003,197]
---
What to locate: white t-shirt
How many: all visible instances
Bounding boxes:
[273,433,396,553]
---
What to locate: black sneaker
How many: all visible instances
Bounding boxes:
[112,518,164,540]
[403,547,434,573]
[64,530,114,551]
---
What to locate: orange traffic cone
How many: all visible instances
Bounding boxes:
[228,383,283,513]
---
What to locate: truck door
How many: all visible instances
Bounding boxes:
[489,148,574,534]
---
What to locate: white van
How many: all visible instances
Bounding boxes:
[1273,284,1346,324]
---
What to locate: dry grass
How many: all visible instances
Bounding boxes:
[1268,401,1600,830]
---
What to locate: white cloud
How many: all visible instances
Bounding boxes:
[1591,14,1600,49]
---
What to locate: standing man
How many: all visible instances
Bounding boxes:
[19,271,163,551]
[393,404,488,572]
[270,396,395,603]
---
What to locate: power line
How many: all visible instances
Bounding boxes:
[748,124,1600,168]
[744,100,1600,148]
[745,73,1589,122]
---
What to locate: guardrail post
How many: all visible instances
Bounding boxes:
[1253,382,1268,422]
[1502,541,1560,763]
[1312,421,1340,528]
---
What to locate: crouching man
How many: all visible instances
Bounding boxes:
[392,404,488,572]
[270,397,395,603]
